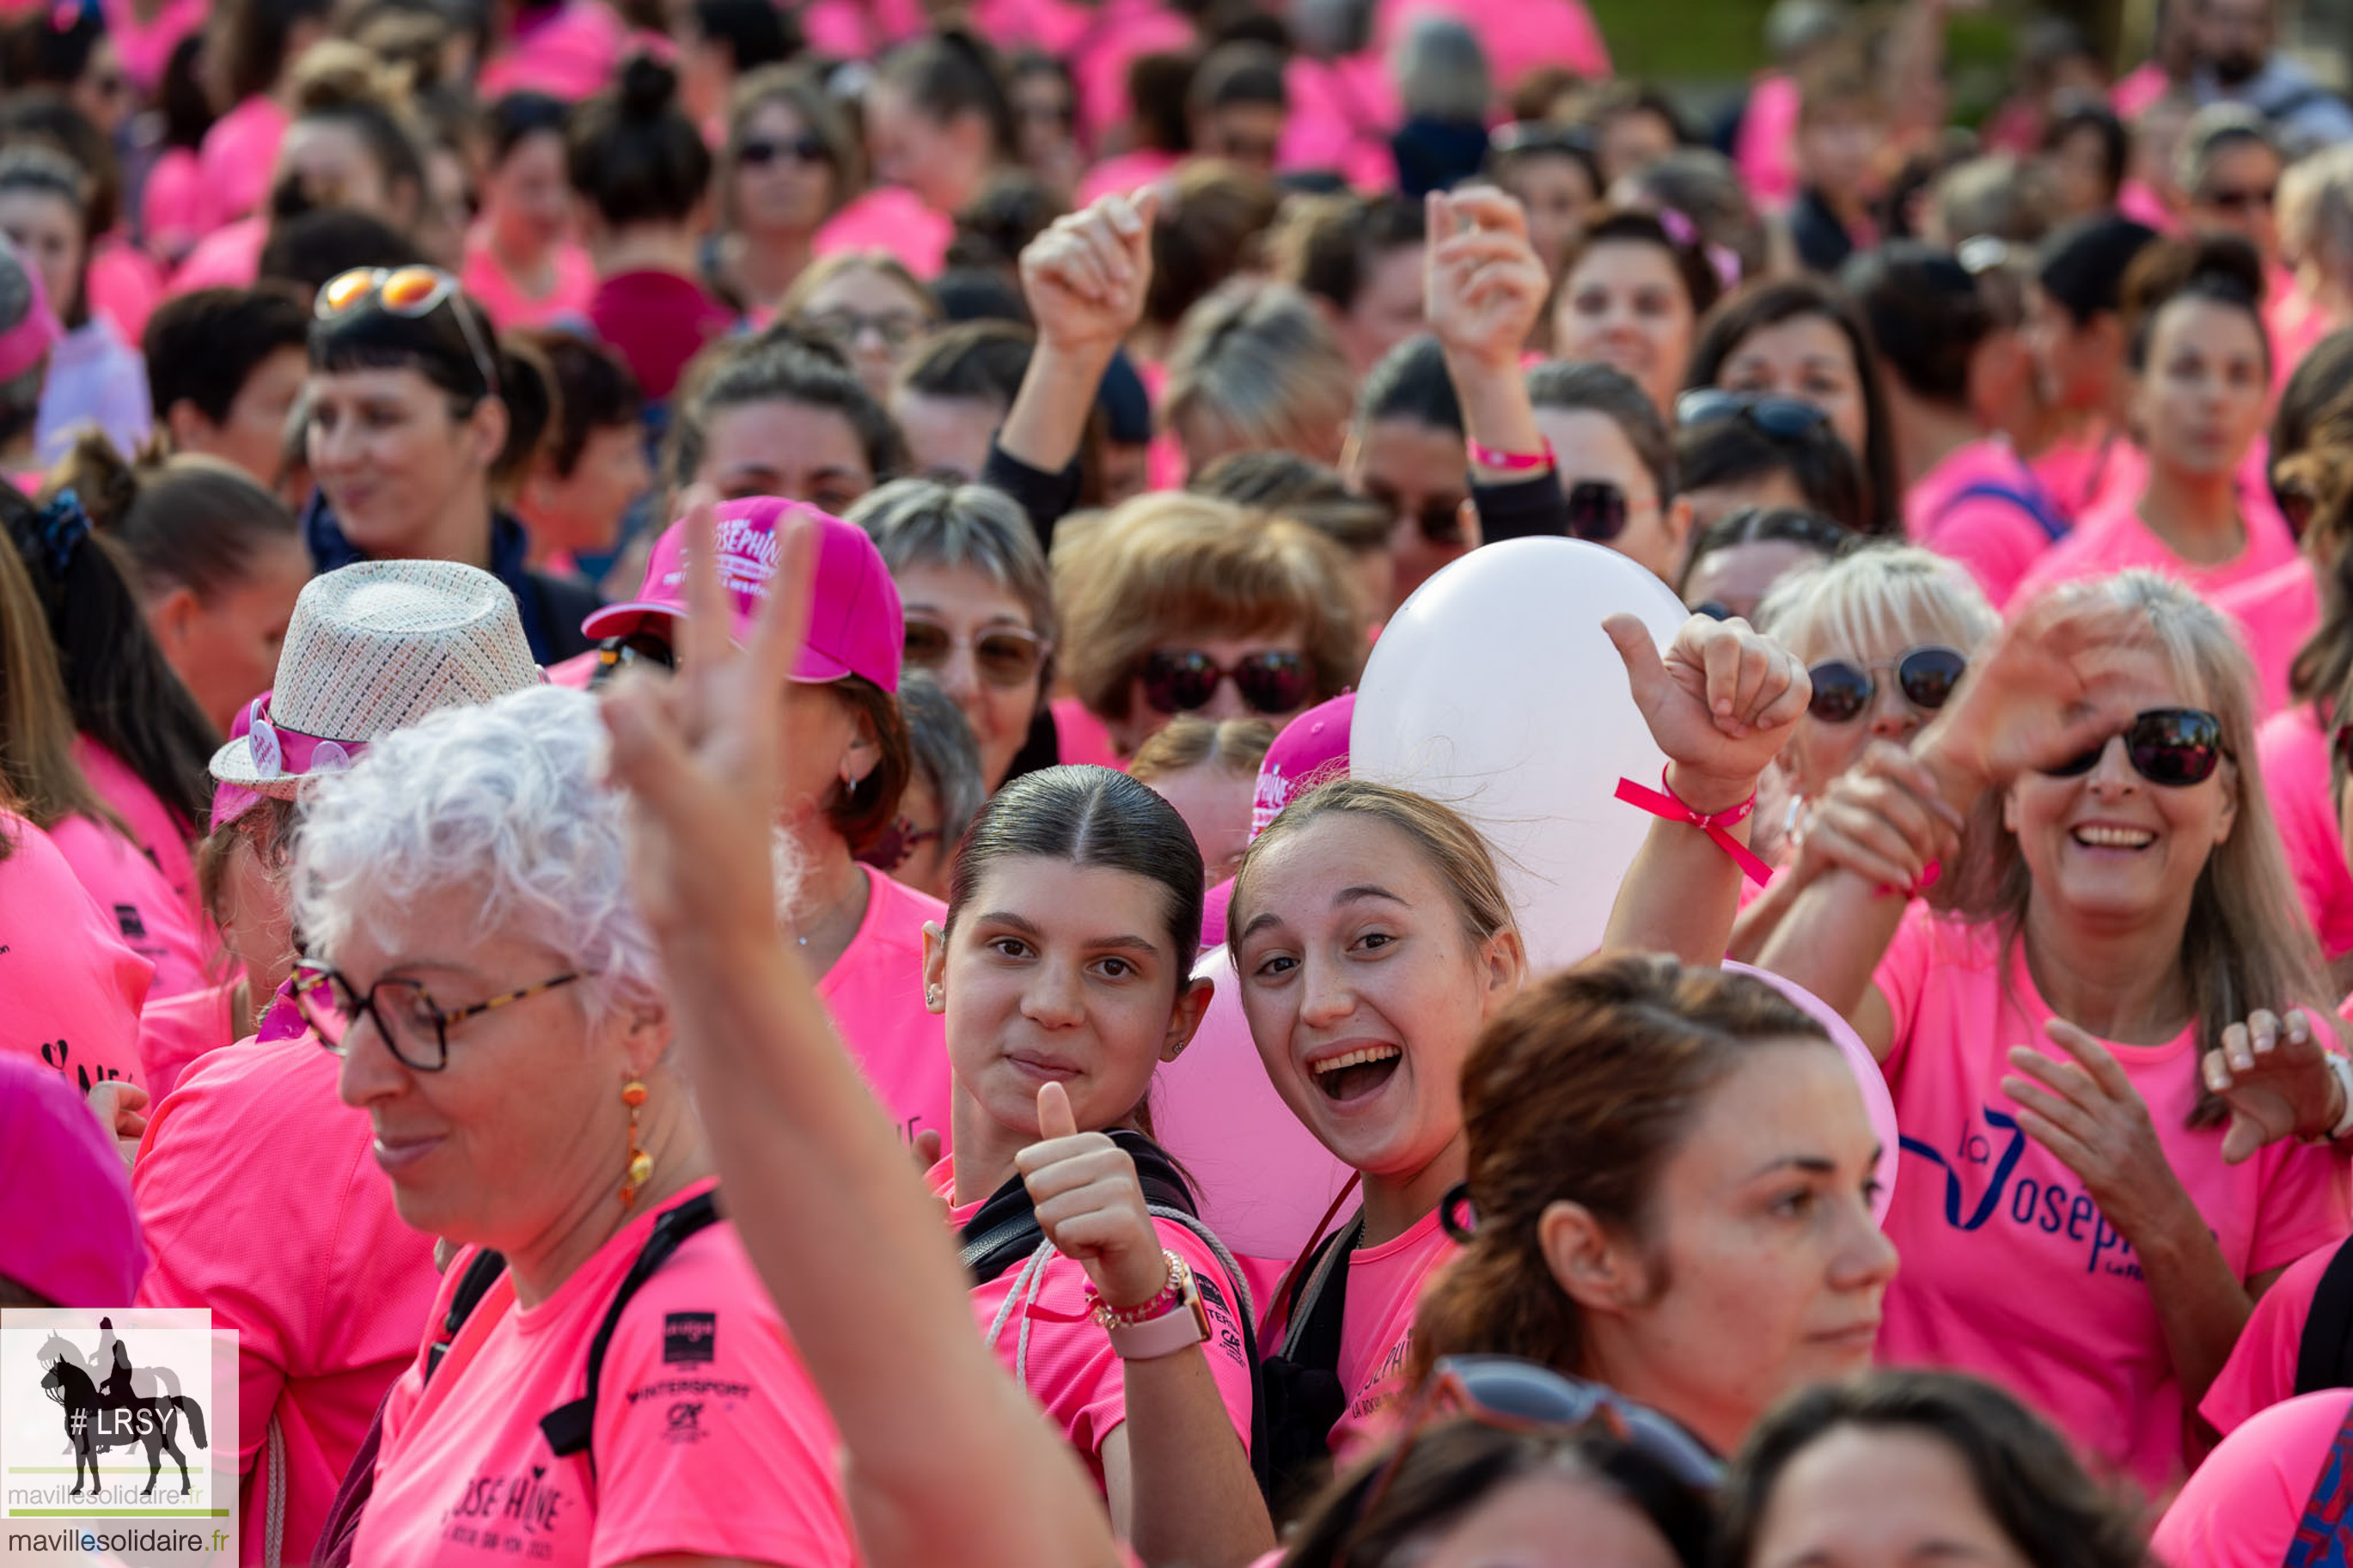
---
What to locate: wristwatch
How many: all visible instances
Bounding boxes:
[1089,1250,1212,1361]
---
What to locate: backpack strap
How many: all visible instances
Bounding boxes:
[1939,479,2070,545]
[538,1190,725,1485]
[425,1249,511,1385]
[2295,1236,2353,1396]
[1146,1203,1269,1497]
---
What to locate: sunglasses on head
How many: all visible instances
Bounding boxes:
[316,265,501,400]
[1806,646,1968,723]
[1337,1355,1720,1566]
[903,619,1049,689]
[1140,648,1312,716]
[1675,387,1832,442]
[739,132,830,168]
[1565,479,1629,542]
[2041,708,2227,787]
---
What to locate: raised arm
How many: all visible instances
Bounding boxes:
[601,499,1121,1568]
[1601,612,1810,966]
[988,191,1158,546]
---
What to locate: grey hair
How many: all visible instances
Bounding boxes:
[292,685,663,1023]
[2178,104,2278,198]
[1391,15,1489,125]
[1164,279,1354,465]
[846,477,1057,649]
[897,672,987,852]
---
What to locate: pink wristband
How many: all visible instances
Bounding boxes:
[1615,766,1774,885]
[1468,437,1555,472]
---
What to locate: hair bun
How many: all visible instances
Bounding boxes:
[617,53,679,119]
[2124,231,2268,320]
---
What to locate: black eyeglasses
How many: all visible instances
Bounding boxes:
[1675,388,1833,442]
[1565,479,1629,542]
[1140,648,1313,716]
[2041,707,2228,787]
[739,132,830,168]
[295,958,595,1071]
[903,619,1049,689]
[1338,1356,1720,1567]
[1806,646,1968,723]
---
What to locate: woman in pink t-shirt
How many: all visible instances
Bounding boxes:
[706,68,863,322]
[0,811,150,1091]
[1759,571,2350,1496]
[284,686,856,1568]
[924,766,1274,1564]
[2154,1388,2353,1565]
[461,93,598,333]
[1411,955,1895,1463]
[2014,235,2296,606]
[1225,781,1528,1492]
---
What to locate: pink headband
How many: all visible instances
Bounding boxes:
[1654,206,1744,293]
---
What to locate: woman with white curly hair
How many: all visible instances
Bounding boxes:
[298,682,857,1568]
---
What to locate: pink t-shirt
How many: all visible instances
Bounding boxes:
[199,98,290,227]
[88,236,166,347]
[2202,1236,2338,1437]
[1328,1207,1461,1464]
[2112,62,2171,120]
[1053,698,1124,770]
[1902,436,2062,609]
[99,0,207,91]
[817,863,951,1146]
[1372,0,1608,102]
[358,1180,857,1568]
[935,1158,1256,1491]
[2118,179,2178,234]
[0,814,150,1091]
[798,0,926,58]
[46,814,211,1000]
[168,216,267,296]
[2154,1388,2353,1566]
[1074,149,1183,210]
[476,0,629,101]
[813,188,956,282]
[135,979,239,1102]
[1868,906,2348,1493]
[1280,53,1402,192]
[2010,481,2299,607]
[74,735,198,921]
[2258,705,2353,961]
[1066,0,1198,154]
[142,148,222,268]
[1735,74,1804,215]
[2027,429,2143,528]
[134,1031,438,1565]
[462,237,599,332]
[2216,559,2319,720]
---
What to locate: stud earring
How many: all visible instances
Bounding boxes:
[925,984,944,1010]
[619,1077,651,1210]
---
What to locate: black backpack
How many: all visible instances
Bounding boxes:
[956,1131,1271,1499]
[1256,1214,1361,1524]
[2295,1235,2353,1395]
[309,1191,723,1567]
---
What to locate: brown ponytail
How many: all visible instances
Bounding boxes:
[1409,954,1830,1386]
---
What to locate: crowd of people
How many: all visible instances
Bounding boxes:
[7,0,2353,1559]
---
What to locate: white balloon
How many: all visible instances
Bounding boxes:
[1353,537,1688,974]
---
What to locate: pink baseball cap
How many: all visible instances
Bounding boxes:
[1250,692,1354,839]
[583,497,904,692]
[0,238,61,384]
[0,1058,147,1306]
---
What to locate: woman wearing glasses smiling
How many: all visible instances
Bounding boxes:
[707,66,863,322]
[1747,571,2348,1497]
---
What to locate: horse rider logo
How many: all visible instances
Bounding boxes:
[35,1318,210,1498]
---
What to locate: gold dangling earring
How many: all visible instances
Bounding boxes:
[619,1077,651,1211]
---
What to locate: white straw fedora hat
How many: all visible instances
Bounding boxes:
[209,561,541,799]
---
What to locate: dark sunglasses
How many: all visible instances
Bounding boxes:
[1140,648,1313,717]
[860,814,944,874]
[1565,479,1629,542]
[1806,646,1968,723]
[2042,707,2228,787]
[1339,1355,1720,1566]
[1675,387,1833,442]
[590,631,675,688]
[2204,185,2276,212]
[739,132,830,168]
[903,619,1048,689]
